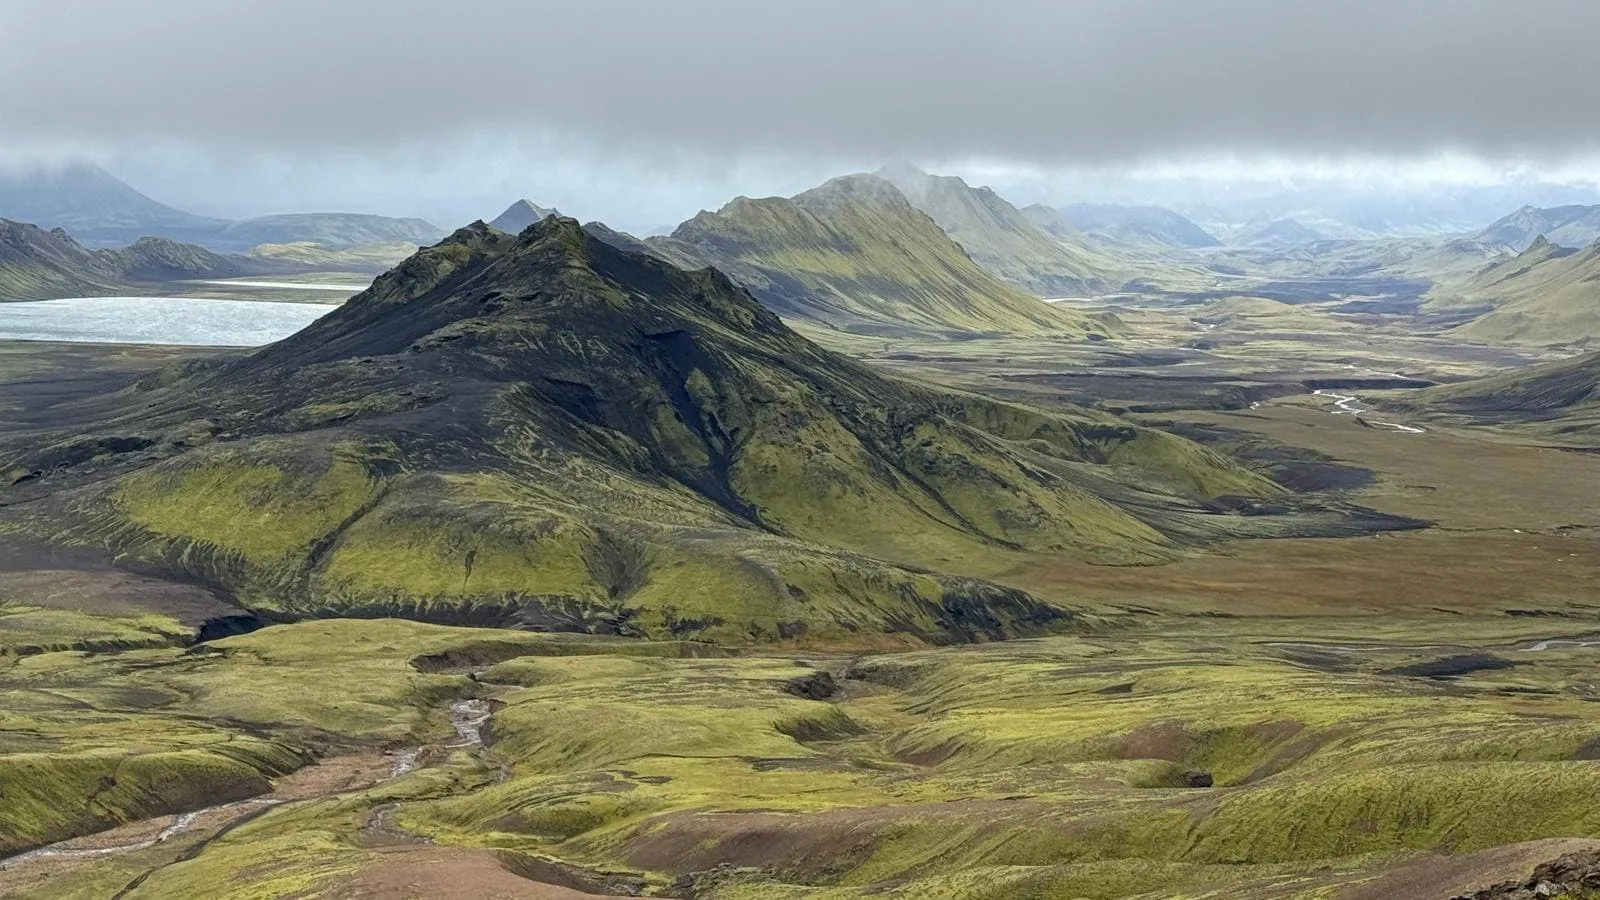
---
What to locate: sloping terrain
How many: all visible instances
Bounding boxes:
[874,163,1115,295]
[1395,352,1600,442]
[1476,204,1600,251]
[1417,351,1600,413]
[1443,238,1600,345]
[643,175,1116,336]
[0,217,1325,644]
[243,240,419,273]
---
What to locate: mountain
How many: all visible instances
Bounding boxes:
[1446,237,1600,346]
[1230,217,1327,248]
[1049,202,1220,249]
[0,162,445,254]
[0,219,127,297]
[0,162,227,247]
[208,213,445,252]
[0,219,259,298]
[489,199,560,234]
[0,217,1291,644]
[1475,205,1600,251]
[873,163,1114,296]
[645,175,1116,336]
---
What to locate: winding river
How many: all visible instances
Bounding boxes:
[1312,389,1426,434]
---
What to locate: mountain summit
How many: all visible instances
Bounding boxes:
[489,199,561,234]
[2,217,1282,642]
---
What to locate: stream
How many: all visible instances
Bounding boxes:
[1312,389,1427,434]
[0,696,496,875]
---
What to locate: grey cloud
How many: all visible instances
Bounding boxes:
[5,0,1600,163]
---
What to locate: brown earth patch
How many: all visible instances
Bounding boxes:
[1337,838,1600,900]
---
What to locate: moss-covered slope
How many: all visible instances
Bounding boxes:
[874,163,1117,297]
[644,175,1118,336]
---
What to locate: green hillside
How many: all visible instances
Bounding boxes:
[1444,238,1600,345]
[875,163,1116,296]
[646,175,1118,336]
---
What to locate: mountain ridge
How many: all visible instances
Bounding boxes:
[874,163,1116,296]
[642,174,1118,336]
[0,217,1328,644]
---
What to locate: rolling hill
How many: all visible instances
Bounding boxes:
[1475,204,1600,251]
[874,163,1115,296]
[644,175,1116,335]
[0,217,1304,644]
[209,213,444,252]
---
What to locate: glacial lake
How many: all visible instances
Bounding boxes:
[0,297,338,346]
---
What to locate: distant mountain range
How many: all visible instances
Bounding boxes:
[1474,205,1600,251]
[1228,217,1330,249]
[0,163,444,251]
[0,218,286,298]
[1044,203,1220,249]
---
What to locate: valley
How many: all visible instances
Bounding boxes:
[0,208,1596,897]
[1,150,1599,898]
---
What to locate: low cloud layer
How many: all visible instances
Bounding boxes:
[6,0,1600,163]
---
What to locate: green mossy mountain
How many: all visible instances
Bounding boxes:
[1443,237,1600,346]
[641,175,1119,336]
[874,163,1115,296]
[0,217,1286,644]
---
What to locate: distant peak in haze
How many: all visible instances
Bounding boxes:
[489,199,561,234]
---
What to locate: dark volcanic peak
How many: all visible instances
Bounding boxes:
[0,214,1331,644]
[248,215,798,372]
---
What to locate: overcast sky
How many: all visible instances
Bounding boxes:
[5,0,1600,231]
